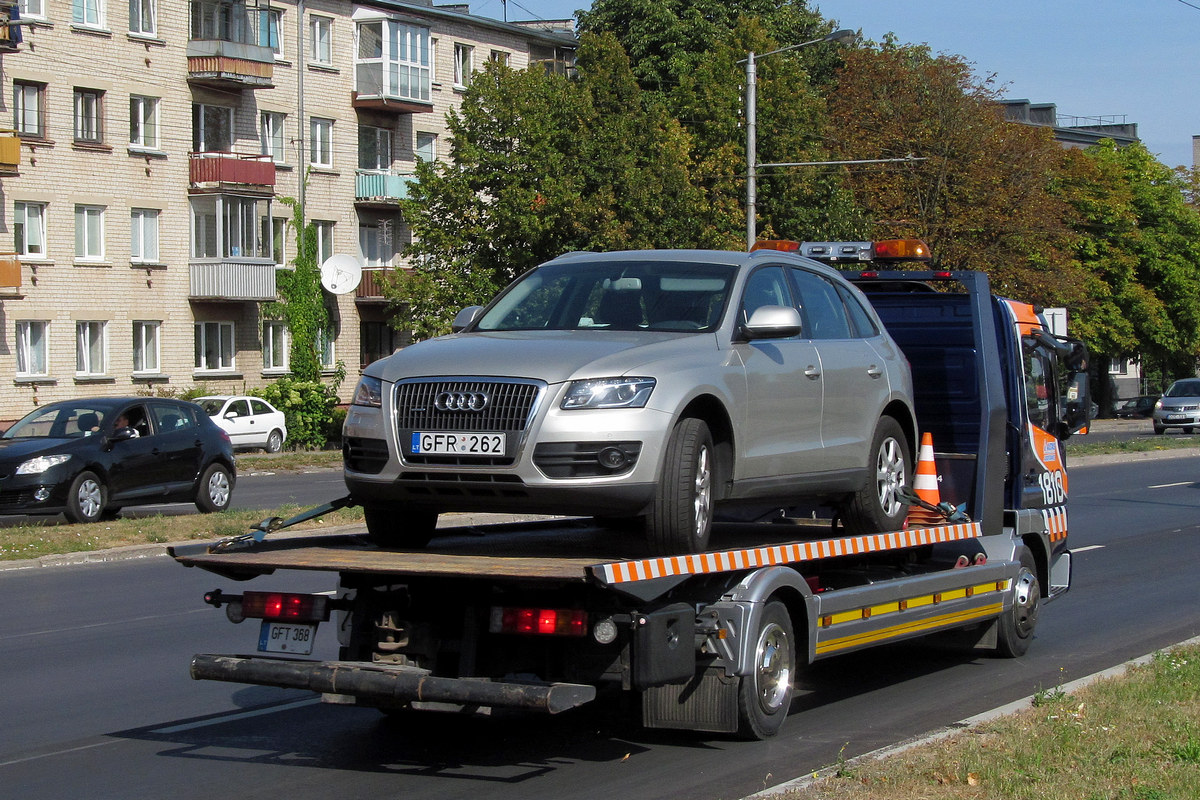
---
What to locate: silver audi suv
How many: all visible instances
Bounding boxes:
[344,248,917,555]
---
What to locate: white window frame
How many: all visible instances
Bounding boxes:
[74,88,104,143]
[129,0,156,36]
[14,201,46,258]
[313,220,334,265]
[192,103,234,153]
[13,82,43,138]
[75,204,105,262]
[76,320,107,376]
[415,131,436,163]
[259,7,282,55]
[489,49,509,66]
[19,0,46,20]
[309,117,333,168]
[132,320,161,373]
[309,15,332,65]
[358,125,391,171]
[269,216,287,267]
[453,43,473,89]
[189,195,272,260]
[194,321,235,372]
[260,111,287,163]
[317,327,336,370]
[358,221,392,267]
[130,208,160,264]
[72,0,105,28]
[262,320,289,372]
[354,20,431,104]
[15,320,49,377]
[130,95,160,150]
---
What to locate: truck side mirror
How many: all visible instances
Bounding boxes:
[1062,372,1091,436]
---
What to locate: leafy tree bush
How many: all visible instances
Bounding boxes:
[253,377,340,451]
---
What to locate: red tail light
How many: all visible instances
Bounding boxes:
[490,606,588,637]
[241,591,330,622]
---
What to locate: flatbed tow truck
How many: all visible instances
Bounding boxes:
[171,242,1091,739]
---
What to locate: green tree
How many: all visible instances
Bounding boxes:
[269,196,330,382]
[389,32,710,337]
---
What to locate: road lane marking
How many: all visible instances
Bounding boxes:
[1148,482,1191,489]
[150,698,320,734]
[1072,545,1105,553]
[0,738,120,768]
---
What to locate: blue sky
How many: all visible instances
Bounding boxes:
[469,0,1199,169]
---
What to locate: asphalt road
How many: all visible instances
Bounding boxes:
[1,455,1198,800]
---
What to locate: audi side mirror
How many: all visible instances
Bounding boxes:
[452,306,484,333]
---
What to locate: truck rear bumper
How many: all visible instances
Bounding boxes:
[190,654,597,714]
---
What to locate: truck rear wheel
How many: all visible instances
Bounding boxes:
[995,547,1040,658]
[644,417,714,555]
[737,600,795,739]
[842,417,911,535]
[365,506,438,549]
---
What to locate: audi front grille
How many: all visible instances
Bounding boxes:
[394,379,542,466]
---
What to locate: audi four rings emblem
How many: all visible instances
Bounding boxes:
[434,390,490,411]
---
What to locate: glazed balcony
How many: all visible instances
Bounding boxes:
[188,0,275,89]
[190,152,275,192]
[355,170,414,205]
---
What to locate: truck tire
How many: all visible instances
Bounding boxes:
[66,470,106,524]
[737,600,795,739]
[644,417,714,555]
[365,506,438,549]
[841,417,911,535]
[995,547,1040,658]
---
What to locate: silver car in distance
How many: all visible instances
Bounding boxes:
[343,249,917,555]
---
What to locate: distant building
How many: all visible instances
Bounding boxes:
[1001,99,1138,149]
[0,0,575,422]
[1192,135,1199,168]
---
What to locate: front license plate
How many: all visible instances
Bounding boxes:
[1167,414,1189,422]
[410,431,506,456]
[258,621,316,655]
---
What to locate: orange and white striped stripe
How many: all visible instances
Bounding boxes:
[592,521,982,585]
[1042,505,1068,542]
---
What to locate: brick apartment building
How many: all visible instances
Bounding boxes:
[0,0,574,423]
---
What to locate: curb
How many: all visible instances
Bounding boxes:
[744,633,1200,799]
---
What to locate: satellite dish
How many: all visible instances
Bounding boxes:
[320,254,363,295]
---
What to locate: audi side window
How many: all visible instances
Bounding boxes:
[836,283,880,338]
[789,269,850,340]
[741,266,792,322]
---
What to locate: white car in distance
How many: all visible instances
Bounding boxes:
[196,396,288,453]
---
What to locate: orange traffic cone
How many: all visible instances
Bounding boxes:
[906,432,945,527]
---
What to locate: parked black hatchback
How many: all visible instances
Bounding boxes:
[0,398,236,523]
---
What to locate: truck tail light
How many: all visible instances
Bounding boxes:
[490,606,588,637]
[241,591,330,622]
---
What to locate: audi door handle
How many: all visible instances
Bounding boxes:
[804,366,821,380]
[867,365,883,378]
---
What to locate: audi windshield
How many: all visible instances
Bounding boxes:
[474,260,735,333]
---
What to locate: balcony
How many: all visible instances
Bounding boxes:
[355,171,414,206]
[190,152,275,192]
[356,268,392,302]
[0,132,19,175]
[0,253,20,289]
[190,260,276,301]
[352,63,433,115]
[187,1,274,89]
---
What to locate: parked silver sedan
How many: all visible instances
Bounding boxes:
[1152,379,1200,434]
[344,249,917,554]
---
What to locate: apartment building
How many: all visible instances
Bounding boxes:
[0,0,575,423]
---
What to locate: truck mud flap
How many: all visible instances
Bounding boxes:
[191,654,596,714]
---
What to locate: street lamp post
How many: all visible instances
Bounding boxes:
[745,29,855,249]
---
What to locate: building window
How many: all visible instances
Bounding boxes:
[263,321,288,371]
[453,43,473,88]
[313,220,334,264]
[76,321,107,376]
[265,216,287,267]
[361,320,399,368]
[260,111,286,163]
[358,125,391,171]
[195,321,235,371]
[75,205,105,261]
[354,20,431,104]
[190,195,272,259]
[317,327,335,369]
[192,103,233,152]
[309,117,333,168]
[20,0,46,20]
[16,320,49,376]
[13,81,44,138]
[309,15,331,64]
[129,0,155,36]
[14,201,46,257]
[74,89,104,144]
[130,95,160,150]
[130,208,160,263]
[259,7,281,54]
[489,49,509,66]
[359,221,392,267]
[133,320,160,373]
[415,132,436,163]
[72,0,105,28]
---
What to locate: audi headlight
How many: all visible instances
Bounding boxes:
[16,454,72,475]
[352,376,384,408]
[562,377,656,410]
